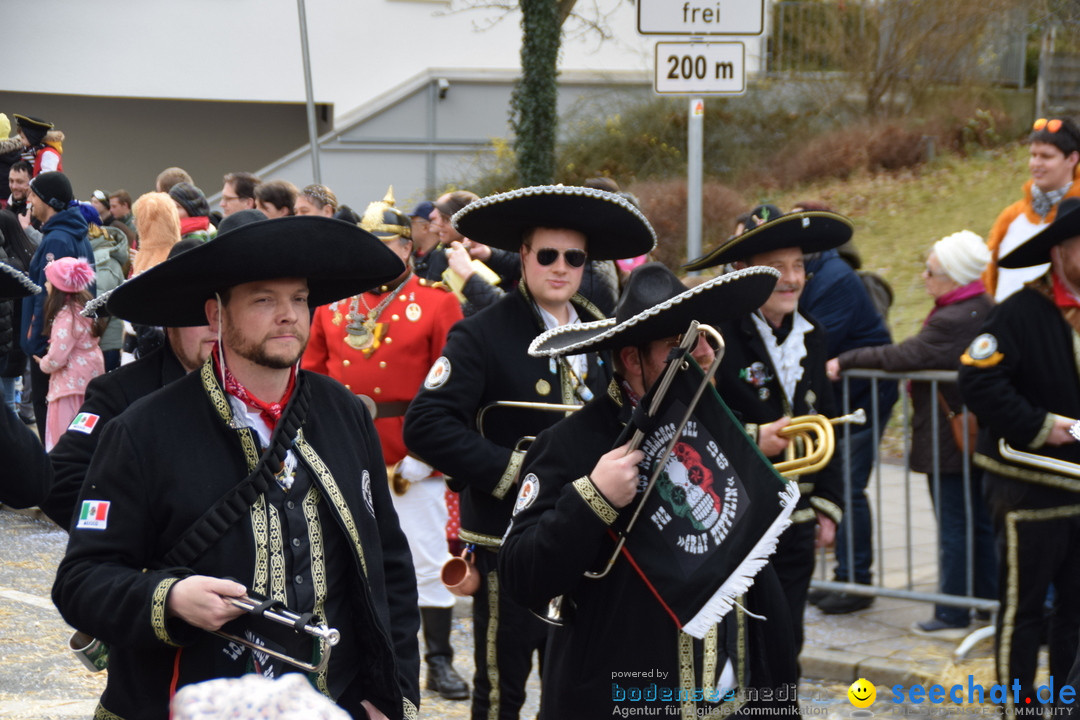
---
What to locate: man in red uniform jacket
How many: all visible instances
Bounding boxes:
[303,189,468,700]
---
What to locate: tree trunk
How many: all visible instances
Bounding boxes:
[513,0,564,186]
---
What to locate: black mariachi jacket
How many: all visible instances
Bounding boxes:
[403,285,610,547]
[53,362,420,720]
[42,343,187,529]
[499,380,798,719]
[959,282,1080,494]
[713,312,843,525]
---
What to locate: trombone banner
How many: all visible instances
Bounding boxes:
[621,361,798,638]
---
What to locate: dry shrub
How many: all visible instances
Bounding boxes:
[754,122,929,189]
[629,179,748,271]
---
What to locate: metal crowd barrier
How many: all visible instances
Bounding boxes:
[810,368,998,659]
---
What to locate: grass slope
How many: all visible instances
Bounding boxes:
[755,144,1028,342]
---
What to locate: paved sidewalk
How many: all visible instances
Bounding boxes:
[801,460,1001,691]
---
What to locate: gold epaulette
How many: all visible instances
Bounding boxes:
[419,278,452,292]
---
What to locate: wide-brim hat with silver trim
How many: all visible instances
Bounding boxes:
[999,196,1080,269]
[0,262,41,300]
[684,210,853,271]
[451,185,656,261]
[529,262,779,357]
[106,216,405,327]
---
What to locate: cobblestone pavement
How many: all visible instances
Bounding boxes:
[2,508,988,719]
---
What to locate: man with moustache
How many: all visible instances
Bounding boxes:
[405,185,655,720]
[684,208,851,659]
[42,212,265,528]
[53,216,420,720]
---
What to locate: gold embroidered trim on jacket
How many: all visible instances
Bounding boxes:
[791,507,817,524]
[974,454,1080,493]
[809,496,842,525]
[493,450,525,501]
[403,698,418,720]
[302,485,330,695]
[295,430,368,577]
[999,504,1080,718]
[573,477,619,526]
[678,631,695,719]
[267,503,287,602]
[459,528,504,548]
[485,570,500,720]
[608,378,623,407]
[1031,414,1056,449]
[151,577,180,646]
[94,703,124,720]
[251,495,269,595]
[702,625,718,690]
[797,482,814,493]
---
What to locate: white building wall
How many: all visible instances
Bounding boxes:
[8,0,766,121]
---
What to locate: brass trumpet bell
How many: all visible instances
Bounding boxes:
[773,409,866,477]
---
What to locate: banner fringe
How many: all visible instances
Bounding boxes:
[681,481,801,638]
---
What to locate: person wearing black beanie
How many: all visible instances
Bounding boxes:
[22,171,94,440]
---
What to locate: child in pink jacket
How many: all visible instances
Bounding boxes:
[34,257,104,450]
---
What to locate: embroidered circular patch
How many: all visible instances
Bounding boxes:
[514,474,540,516]
[967,333,998,360]
[406,302,422,322]
[424,356,451,390]
[362,470,375,517]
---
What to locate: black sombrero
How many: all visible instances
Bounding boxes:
[106,216,405,327]
[452,185,656,261]
[529,262,779,357]
[999,197,1080,269]
[684,210,853,271]
[0,262,41,300]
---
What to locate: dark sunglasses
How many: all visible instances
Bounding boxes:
[533,247,587,268]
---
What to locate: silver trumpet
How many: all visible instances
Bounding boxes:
[213,596,341,673]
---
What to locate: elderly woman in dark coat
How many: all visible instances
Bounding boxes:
[826,230,997,635]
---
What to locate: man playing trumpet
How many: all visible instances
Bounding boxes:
[685,207,853,660]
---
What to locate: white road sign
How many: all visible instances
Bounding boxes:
[638,0,764,36]
[654,42,745,95]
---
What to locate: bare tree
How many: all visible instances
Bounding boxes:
[448,0,624,185]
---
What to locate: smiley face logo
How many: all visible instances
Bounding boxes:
[848,678,876,708]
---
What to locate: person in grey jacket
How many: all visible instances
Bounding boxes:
[827,229,997,635]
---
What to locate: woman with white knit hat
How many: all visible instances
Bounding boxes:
[825,229,998,637]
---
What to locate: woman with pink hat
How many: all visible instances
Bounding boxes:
[33,256,104,449]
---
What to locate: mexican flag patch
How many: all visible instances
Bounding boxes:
[67,412,100,435]
[76,500,111,530]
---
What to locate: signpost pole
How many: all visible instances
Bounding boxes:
[687,98,704,274]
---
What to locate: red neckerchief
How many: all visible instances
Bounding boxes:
[213,346,297,432]
[179,215,210,236]
[1052,273,1080,311]
[619,378,640,408]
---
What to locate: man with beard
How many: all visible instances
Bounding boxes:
[53,216,420,720]
[684,208,851,660]
[42,212,264,528]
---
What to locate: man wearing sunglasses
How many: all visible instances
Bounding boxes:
[404,185,655,720]
[984,117,1080,301]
